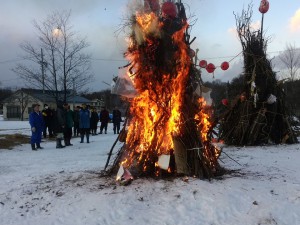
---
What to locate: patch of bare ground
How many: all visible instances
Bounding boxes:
[0,134,30,150]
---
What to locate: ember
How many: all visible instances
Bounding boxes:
[107,0,222,180]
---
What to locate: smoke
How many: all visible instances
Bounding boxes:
[127,0,145,15]
[289,8,300,33]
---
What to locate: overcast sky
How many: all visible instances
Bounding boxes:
[0,0,299,91]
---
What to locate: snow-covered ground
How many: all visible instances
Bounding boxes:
[0,119,300,225]
[0,115,31,135]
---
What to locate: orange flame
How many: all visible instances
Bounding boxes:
[121,11,219,174]
[122,12,190,169]
[195,98,221,167]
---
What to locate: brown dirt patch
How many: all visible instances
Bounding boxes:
[0,134,30,150]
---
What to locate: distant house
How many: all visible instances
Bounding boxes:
[89,99,105,111]
[2,88,90,120]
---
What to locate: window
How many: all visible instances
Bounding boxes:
[7,106,20,118]
[28,107,33,115]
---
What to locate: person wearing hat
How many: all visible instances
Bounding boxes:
[79,103,90,143]
[29,103,44,150]
[42,104,54,138]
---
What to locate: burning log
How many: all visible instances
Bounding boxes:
[172,137,188,175]
[219,3,298,145]
[106,0,223,181]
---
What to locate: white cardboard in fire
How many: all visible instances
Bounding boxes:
[111,68,138,98]
[194,84,212,106]
[158,154,170,170]
[116,165,134,185]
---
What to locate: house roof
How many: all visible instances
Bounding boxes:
[68,95,90,104]
[3,88,90,104]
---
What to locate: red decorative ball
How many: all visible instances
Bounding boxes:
[206,63,216,73]
[189,49,195,58]
[259,0,269,14]
[221,61,229,71]
[221,99,228,106]
[161,2,177,18]
[240,94,246,102]
[145,0,160,12]
[199,60,207,68]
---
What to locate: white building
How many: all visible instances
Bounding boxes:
[2,88,90,120]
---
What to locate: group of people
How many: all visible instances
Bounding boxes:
[29,102,122,151]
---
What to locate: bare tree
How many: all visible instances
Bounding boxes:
[13,10,94,103]
[16,90,31,121]
[279,43,300,81]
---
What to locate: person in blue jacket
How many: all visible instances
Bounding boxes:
[29,103,44,150]
[79,103,90,143]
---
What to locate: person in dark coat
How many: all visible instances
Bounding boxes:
[73,106,80,136]
[112,106,122,134]
[29,103,44,150]
[42,104,54,138]
[63,103,74,146]
[53,101,66,148]
[99,106,110,134]
[90,107,99,135]
[79,103,90,143]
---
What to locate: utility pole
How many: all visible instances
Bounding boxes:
[72,77,75,110]
[40,48,45,94]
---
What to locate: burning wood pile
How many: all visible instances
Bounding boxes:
[107,0,222,182]
[219,2,298,145]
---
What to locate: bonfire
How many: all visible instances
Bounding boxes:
[219,1,298,145]
[106,0,223,182]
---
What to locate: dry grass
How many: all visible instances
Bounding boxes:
[0,134,30,150]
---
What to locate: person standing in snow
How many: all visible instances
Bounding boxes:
[79,103,90,143]
[73,106,80,136]
[63,103,74,146]
[29,103,44,150]
[99,106,110,134]
[112,106,122,134]
[53,101,66,148]
[42,104,54,138]
[90,107,99,135]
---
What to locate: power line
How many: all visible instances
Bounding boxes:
[0,48,299,65]
[201,49,300,61]
[0,78,20,83]
[0,57,126,64]
[91,58,126,62]
[0,58,24,64]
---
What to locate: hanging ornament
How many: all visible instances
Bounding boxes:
[221,61,229,71]
[161,2,177,18]
[146,0,160,12]
[221,99,228,106]
[199,60,207,68]
[259,0,269,14]
[267,94,277,104]
[206,63,216,73]
[240,93,246,102]
[189,49,196,58]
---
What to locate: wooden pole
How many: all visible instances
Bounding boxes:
[260,13,264,42]
[41,48,45,94]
